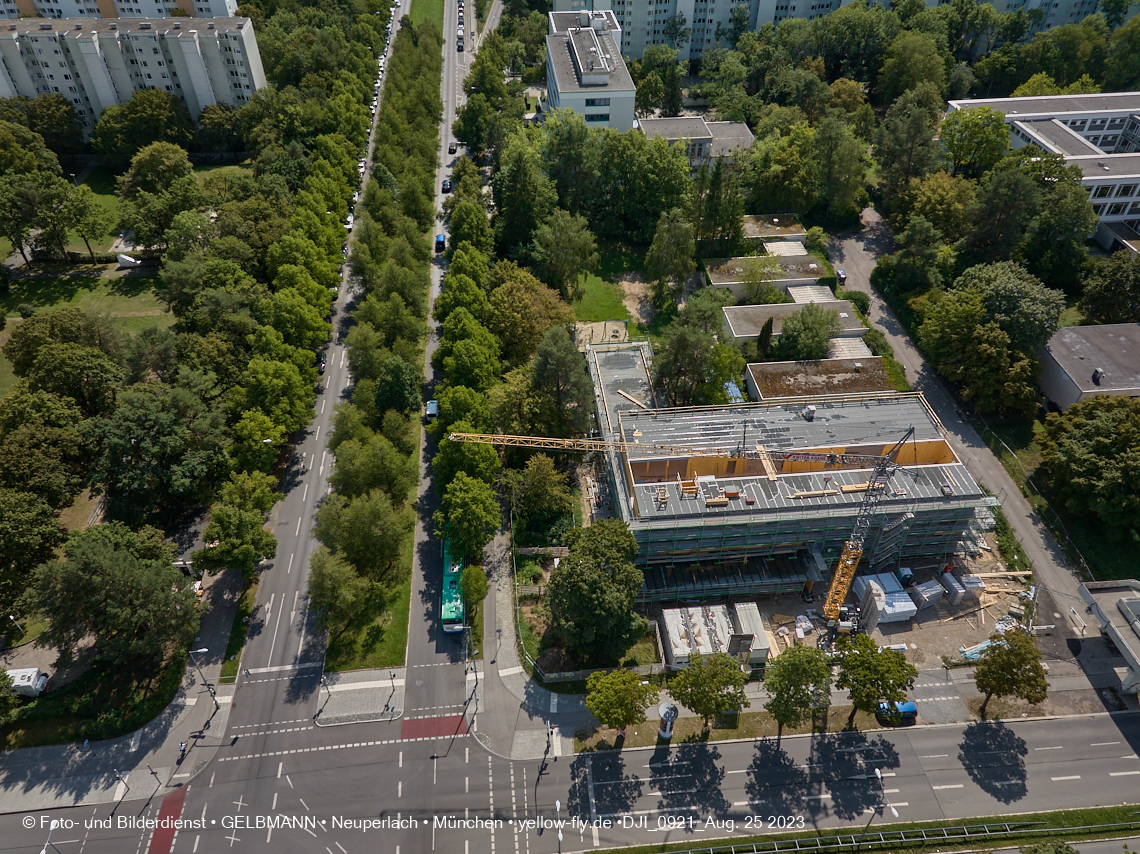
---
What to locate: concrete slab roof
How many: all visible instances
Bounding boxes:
[829,338,874,359]
[741,214,805,240]
[949,92,1140,117]
[3,16,251,35]
[747,358,891,399]
[787,284,837,304]
[1042,324,1140,395]
[1080,579,1140,694]
[638,117,713,141]
[1015,119,1103,156]
[707,255,826,285]
[545,26,635,95]
[723,302,864,338]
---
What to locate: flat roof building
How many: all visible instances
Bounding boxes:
[638,116,753,172]
[722,301,866,342]
[741,213,805,242]
[1039,324,1140,410]
[745,357,891,401]
[947,92,1140,251]
[1080,579,1140,694]
[0,16,264,132]
[587,342,997,602]
[0,0,237,20]
[705,255,826,300]
[545,10,635,132]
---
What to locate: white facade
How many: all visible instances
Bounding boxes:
[0,0,237,20]
[0,16,264,133]
[545,11,636,131]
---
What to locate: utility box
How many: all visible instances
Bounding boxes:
[6,668,48,698]
[896,566,915,587]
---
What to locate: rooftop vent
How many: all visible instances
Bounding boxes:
[75,23,82,29]
[579,10,589,25]
[38,23,52,30]
[803,405,816,422]
[208,22,215,28]
[853,362,862,372]
[1093,367,1106,384]
[139,22,151,29]
[109,22,117,29]
[173,22,180,29]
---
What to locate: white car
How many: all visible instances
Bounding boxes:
[456,25,463,37]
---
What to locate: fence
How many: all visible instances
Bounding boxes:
[971,410,1096,583]
[649,819,1140,854]
[510,513,667,684]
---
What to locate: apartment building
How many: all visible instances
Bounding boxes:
[0,0,236,20]
[546,10,637,131]
[0,16,265,133]
[948,91,1140,251]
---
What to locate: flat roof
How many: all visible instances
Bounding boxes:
[546,28,635,95]
[746,358,890,399]
[723,302,864,338]
[638,117,713,141]
[765,241,809,257]
[1069,154,1140,179]
[1080,580,1140,690]
[1,16,251,35]
[741,214,804,239]
[549,9,619,33]
[706,121,754,156]
[829,338,874,359]
[616,393,946,459]
[787,284,836,303]
[707,255,825,285]
[1015,119,1103,156]
[949,92,1140,117]
[1042,324,1140,394]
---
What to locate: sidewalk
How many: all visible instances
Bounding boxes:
[0,566,243,814]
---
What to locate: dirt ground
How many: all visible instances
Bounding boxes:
[616,270,706,326]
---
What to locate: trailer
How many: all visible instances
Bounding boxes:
[5,668,48,698]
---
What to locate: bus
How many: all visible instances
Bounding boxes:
[441,538,465,633]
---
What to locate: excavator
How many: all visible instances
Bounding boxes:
[448,424,917,631]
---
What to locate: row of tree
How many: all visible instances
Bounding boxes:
[584,626,1047,738]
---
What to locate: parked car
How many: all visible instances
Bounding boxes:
[425,399,439,422]
[448,142,457,154]
[435,234,446,252]
[876,701,917,725]
[442,179,452,193]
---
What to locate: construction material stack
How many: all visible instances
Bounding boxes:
[909,579,945,610]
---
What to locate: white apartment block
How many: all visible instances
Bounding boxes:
[948,91,1140,252]
[0,16,265,133]
[553,0,1138,60]
[0,0,237,21]
[546,10,637,131]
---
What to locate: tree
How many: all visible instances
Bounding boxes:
[763,644,833,741]
[1080,250,1140,324]
[1021,176,1098,288]
[776,304,841,361]
[645,208,696,308]
[27,343,123,417]
[757,316,775,357]
[20,523,197,671]
[940,107,1010,180]
[662,12,692,50]
[653,323,743,406]
[530,209,599,302]
[449,201,494,256]
[877,31,947,104]
[585,669,657,736]
[374,356,421,414]
[741,256,788,306]
[0,670,17,723]
[195,103,242,152]
[234,356,314,435]
[531,326,596,436]
[330,432,416,504]
[875,84,946,205]
[307,546,371,641]
[433,471,500,561]
[117,142,194,199]
[974,630,1048,718]
[499,453,575,533]
[315,490,411,580]
[67,185,117,263]
[952,262,1065,351]
[1038,396,1140,536]
[0,489,65,611]
[812,115,867,219]
[691,158,744,256]
[958,169,1041,268]
[835,634,917,727]
[461,565,489,619]
[492,133,557,258]
[669,652,750,732]
[485,266,575,365]
[90,89,194,168]
[432,420,502,487]
[0,93,83,156]
[918,290,1040,414]
[897,172,975,241]
[548,521,648,666]
[193,495,278,583]
[638,47,686,117]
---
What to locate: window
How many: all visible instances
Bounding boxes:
[1117,184,1136,197]
[585,97,610,107]
[585,113,608,122]
[1129,201,1140,215]
[1094,203,1106,215]
[1108,202,1127,216]
[1094,185,1114,198]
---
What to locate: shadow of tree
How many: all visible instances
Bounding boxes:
[958,720,1028,803]
[581,749,643,818]
[745,739,809,816]
[809,732,901,822]
[651,741,730,820]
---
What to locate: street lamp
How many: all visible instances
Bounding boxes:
[40,819,63,854]
[875,768,899,819]
[556,800,562,854]
[188,647,219,710]
[9,615,24,636]
[114,769,129,794]
[321,676,332,702]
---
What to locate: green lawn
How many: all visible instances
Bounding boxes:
[575,273,631,323]
[0,273,166,318]
[221,576,261,680]
[66,165,122,255]
[193,161,253,182]
[410,0,444,29]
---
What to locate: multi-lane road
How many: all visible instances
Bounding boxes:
[4,4,1140,854]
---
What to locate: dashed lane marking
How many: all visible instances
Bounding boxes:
[217,733,470,761]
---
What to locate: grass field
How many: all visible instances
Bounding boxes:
[221,576,261,680]
[193,162,254,182]
[66,165,122,255]
[575,273,631,323]
[410,0,444,29]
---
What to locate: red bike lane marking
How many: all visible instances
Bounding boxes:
[401,715,468,740]
[146,784,189,854]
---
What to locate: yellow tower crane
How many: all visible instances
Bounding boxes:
[447,426,917,624]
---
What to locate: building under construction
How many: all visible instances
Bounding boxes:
[586,343,999,603]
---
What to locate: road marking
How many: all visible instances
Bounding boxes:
[321,399,325,414]
[278,763,282,778]
[315,425,321,442]
[295,516,302,536]
[302,483,308,502]
[287,554,294,574]
[272,792,277,810]
[550,694,558,714]
[130,730,141,751]
[398,781,402,797]
[1110,770,1140,776]
[932,784,963,790]
[1091,741,1120,746]
[1121,754,1139,760]
[883,788,900,794]
[733,799,766,807]
[1035,746,1064,751]
[246,663,323,675]
[1052,776,1081,781]
[806,794,832,800]
[498,665,523,677]
[921,754,948,759]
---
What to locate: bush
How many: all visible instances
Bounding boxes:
[836,287,869,316]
